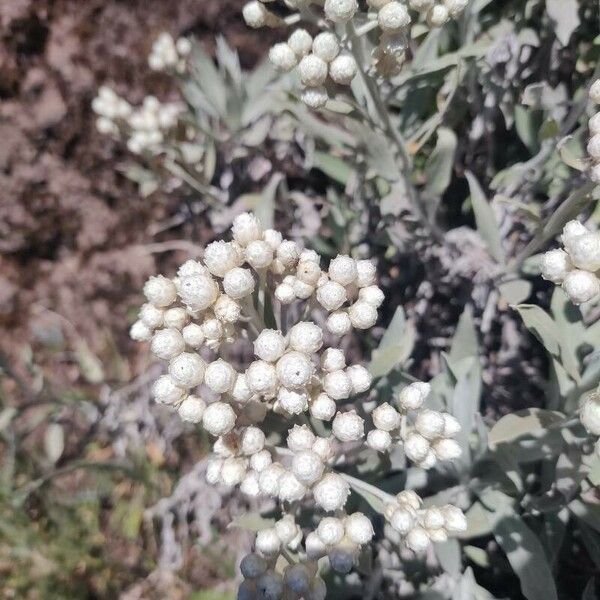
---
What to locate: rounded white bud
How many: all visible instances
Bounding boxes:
[302,86,329,109]
[313,473,350,511]
[240,426,266,455]
[317,516,345,545]
[278,471,307,502]
[581,393,600,435]
[563,270,600,304]
[178,395,206,423]
[310,393,337,421]
[379,2,411,32]
[255,528,281,556]
[204,241,241,277]
[443,0,468,15]
[312,32,340,62]
[588,134,600,160]
[590,163,600,183]
[423,507,445,531]
[263,229,282,250]
[250,449,272,472]
[287,424,316,452]
[345,512,374,545]
[348,301,378,329]
[441,504,467,533]
[245,240,274,269]
[152,375,186,405]
[346,364,372,393]
[180,323,203,349]
[324,0,358,23]
[274,515,299,546]
[321,348,346,372]
[367,428,392,452]
[317,280,347,311]
[591,79,600,104]
[404,431,430,462]
[205,458,223,485]
[254,329,287,362]
[151,328,185,360]
[231,373,252,403]
[299,54,328,87]
[288,29,313,57]
[327,310,352,335]
[274,282,296,304]
[240,553,268,579]
[372,402,401,431]
[305,531,328,560]
[397,489,422,510]
[332,410,365,441]
[220,457,248,486]
[243,1,268,28]
[204,359,236,393]
[328,255,358,285]
[590,112,600,136]
[276,240,300,267]
[162,307,189,330]
[390,506,415,534]
[541,249,573,284]
[328,542,357,573]
[178,274,219,311]
[358,285,384,308]
[442,413,461,437]
[223,267,255,299]
[296,259,322,285]
[415,409,446,439]
[232,212,262,246]
[312,436,335,461]
[201,318,223,344]
[329,53,357,85]
[406,527,431,553]
[169,352,206,388]
[567,232,600,271]
[289,322,323,354]
[202,401,236,436]
[355,260,376,287]
[324,370,353,400]
[278,387,309,414]
[562,220,589,249]
[139,303,164,329]
[426,4,449,26]
[258,462,285,496]
[213,295,241,323]
[246,360,279,396]
[276,351,315,389]
[292,450,325,484]
[143,275,177,307]
[269,42,298,72]
[130,320,153,341]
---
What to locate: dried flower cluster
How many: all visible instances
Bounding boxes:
[540,220,600,305]
[148,32,192,73]
[129,213,466,598]
[242,0,470,106]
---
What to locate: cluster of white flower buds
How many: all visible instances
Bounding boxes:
[243,0,469,92]
[384,490,467,552]
[540,220,600,305]
[586,78,600,183]
[92,87,183,155]
[148,32,192,73]
[580,390,600,457]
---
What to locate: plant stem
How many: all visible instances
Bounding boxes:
[339,472,395,505]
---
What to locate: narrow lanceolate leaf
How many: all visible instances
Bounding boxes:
[465,171,505,264]
[44,423,65,464]
[423,127,457,199]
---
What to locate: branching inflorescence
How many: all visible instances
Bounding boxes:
[130,213,466,599]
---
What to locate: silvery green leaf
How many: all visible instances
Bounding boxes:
[44,423,64,464]
[465,171,505,264]
[514,105,541,153]
[188,45,227,119]
[229,512,275,532]
[463,545,490,568]
[423,128,457,199]
[498,279,532,304]
[463,501,494,539]
[312,151,353,185]
[435,539,461,575]
[488,408,565,446]
[514,304,560,355]
[558,136,588,171]
[546,0,581,46]
[542,182,595,240]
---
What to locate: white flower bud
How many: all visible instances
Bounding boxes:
[379,2,411,32]
[212,295,241,323]
[588,134,600,160]
[262,229,282,251]
[254,329,287,363]
[180,324,203,349]
[250,449,272,472]
[204,241,242,277]
[240,553,268,579]
[204,359,236,393]
[130,320,153,341]
[245,240,274,269]
[317,516,345,545]
[152,375,186,405]
[328,542,357,573]
[178,274,219,311]
[299,53,329,87]
[269,42,298,72]
[287,424,316,452]
[243,1,268,28]
[418,449,437,469]
[590,112,600,136]
[246,360,279,396]
[321,348,346,372]
[427,4,449,26]
[259,462,285,496]
[324,0,358,23]
[278,471,307,502]
[332,410,365,441]
[390,506,415,534]
[202,401,236,436]
[367,428,392,452]
[409,0,434,10]
[278,387,309,414]
[345,512,374,545]
[221,457,248,486]
[406,527,431,553]
[404,431,430,462]
[541,249,573,284]
[581,393,600,435]
[232,212,262,246]
[423,507,445,531]
[415,409,446,439]
[289,322,323,354]
[324,370,353,400]
[296,259,322,285]
[163,307,189,330]
[151,328,185,360]
[169,352,206,388]
[590,163,600,183]
[313,473,350,511]
[567,232,600,271]
[228,375,251,405]
[310,393,337,421]
[591,79,600,104]
[288,29,313,57]
[144,275,177,307]
[329,54,357,85]
[441,504,467,533]
[442,413,461,437]
[201,318,224,345]
[305,532,328,559]
[372,402,401,431]
[327,310,352,335]
[562,220,589,249]
[312,32,340,62]
[178,260,208,278]
[276,351,314,388]
[328,255,357,285]
[275,282,296,304]
[139,303,164,329]
[358,285,384,308]
[317,280,347,311]
[312,436,335,461]
[292,450,325,484]
[223,267,255,299]
[276,240,300,267]
[346,364,372,393]
[302,86,329,109]
[348,301,378,329]
[255,528,281,556]
[205,458,223,485]
[178,395,206,423]
[240,426,266,455]
[563,270,600,304]
[274,515,299,545]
